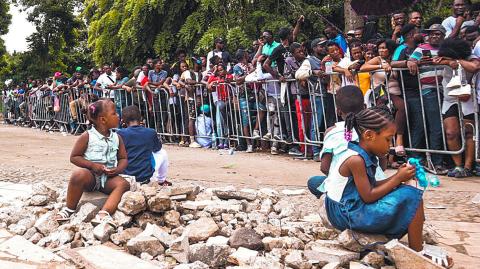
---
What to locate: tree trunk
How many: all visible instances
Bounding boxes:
[344,0,363,31]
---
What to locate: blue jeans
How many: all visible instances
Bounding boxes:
[215,100,228,145]
[310,96,324,156]
[406,91,443,166]
[307,175,326,198]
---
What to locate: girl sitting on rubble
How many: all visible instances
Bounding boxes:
[55,99,130,228]
[322,106,453,268]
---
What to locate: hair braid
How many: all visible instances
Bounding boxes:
[344,106,393,140]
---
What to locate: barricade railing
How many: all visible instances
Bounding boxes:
[2,64,479,171]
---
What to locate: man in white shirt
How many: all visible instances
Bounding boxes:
[94,65,116,99]
[442,0,478,38]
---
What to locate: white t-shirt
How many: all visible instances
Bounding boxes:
[337,57,356,87]
[206,50,223,69]
[96,73,116,98]
[442,16,474,37]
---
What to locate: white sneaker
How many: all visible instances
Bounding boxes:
[448,84,472,97]
[189,141,202,148]
[263,133,272,139]
[246,145,253,153]
[446,75,462,89]
[271,147,279,155]
[252,130,261,139]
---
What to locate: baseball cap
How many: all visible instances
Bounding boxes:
[75,66,82,72]
[347,30,355,36]
[54,72,62,77]
[424,24,446,35]
[311,38,327,47]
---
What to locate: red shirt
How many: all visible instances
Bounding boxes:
[208,74,233,101]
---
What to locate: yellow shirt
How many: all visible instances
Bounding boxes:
[357,72,371,95]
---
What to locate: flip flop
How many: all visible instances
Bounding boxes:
[421,244,454,268]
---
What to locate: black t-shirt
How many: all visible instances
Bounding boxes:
[269,45,291,76]
[396,47,420,98]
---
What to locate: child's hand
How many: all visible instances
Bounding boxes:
[104,167,119,177]
[395,163,416,183]
[91,163,106,175]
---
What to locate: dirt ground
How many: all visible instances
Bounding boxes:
[0,124,479,268]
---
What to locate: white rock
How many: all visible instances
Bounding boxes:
[140,223,173,247]
[147,193,172,212]
[127,235,164,257]
[281,189,305,196]
[184,217,219,243]
[206,235,229,246]
[92,222,115,243]
[71,202,98,224]
[227,247,258,266]
[166,234,190,263]
[118,191,147,215]
[112,210,133,227]
[34,211,59,236]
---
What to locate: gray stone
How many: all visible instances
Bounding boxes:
[305,240,342,250]
[49,229,75,245]
[181,200,215,211]
[247,211,268,226]
[29,183,58,206]
[285,250,312,269]
[23,227,37,240]
[34,211,59,236]
[111,227,143,246]
[148,193,172,212]
[29,233,43,244]
[118,191,147,215]
[134,211,164,229]
[213,186,257,201]
[262,236,305,251]
[303,245,359,266]
[79,222,95,241]
[65,245,164,269]
[188,242,230,268]
[71,202,98,224]
[184,217,219,243]
[127,235,164,257]
[141,223,173,247]
[204,201,243,215]
[313,227,338,240]
[254,223,282,237]
[361,252,385,268]
[227,247,258,266]
[29,195,50,206]
[70,239,84,248]
[338,230,388,252]
[350,261,375,269]
[169,184,201,200]
[173,261,209,269]
[113,210,133,227]
[166,234,190,263]
[250,256,283,269]
[0,235,64,263]
[385,239,443,269]
[138,184,159,199]
[93,222,115,243]
[260,198,273,214]
[165,210,181,227]
[228,227,263,250]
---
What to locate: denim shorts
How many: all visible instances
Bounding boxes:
[239,98,266,126]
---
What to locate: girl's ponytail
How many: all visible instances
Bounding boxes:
[344,112,357,141]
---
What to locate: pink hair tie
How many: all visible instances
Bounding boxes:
[90,104,96,113]
[344,129,353,142]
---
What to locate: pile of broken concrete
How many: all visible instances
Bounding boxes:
[0,182,443,269]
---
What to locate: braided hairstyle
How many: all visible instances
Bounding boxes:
[344,106,394,141]
[87,99,109,126]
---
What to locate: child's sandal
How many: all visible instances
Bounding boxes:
[421,244,454,268]
[91,210,117,228]
[56,207,75,222]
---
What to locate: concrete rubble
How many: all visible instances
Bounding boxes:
[0,183,443,268]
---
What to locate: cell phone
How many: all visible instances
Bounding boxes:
[422,50,432,58]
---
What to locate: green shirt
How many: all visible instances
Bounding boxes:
[262,41,280,56]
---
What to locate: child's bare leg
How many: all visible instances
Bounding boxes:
[66,168,96,210]
[99,176,130,215]
[408,199,424,252]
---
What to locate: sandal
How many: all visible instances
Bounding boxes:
[55,207,75,222]
[421,244,454,268]
[447,167,463,177]
[395,145,406,156]
[91,210,117,228]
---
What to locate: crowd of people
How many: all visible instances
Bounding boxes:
[3,0,480,178]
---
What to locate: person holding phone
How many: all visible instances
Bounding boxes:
[442,0,478,38]
[407,24,449,175]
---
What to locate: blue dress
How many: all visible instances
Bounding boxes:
[325,142,423,239]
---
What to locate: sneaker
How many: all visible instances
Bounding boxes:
[448,84,472,97]
[252,130,261,139]
[189,141,202,148]
[313,154,321,162]
[446,74,462,89]
[288,147,303,156]
[217,144,225,150]
[55,207,75,222]
[246,145,254,153]
[263,133,272,140]
[448,167,464,177]
[271,147,279,155]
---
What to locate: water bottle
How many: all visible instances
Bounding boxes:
[325,61,333,74]
[427,174,440,187]
[211,133,217,149]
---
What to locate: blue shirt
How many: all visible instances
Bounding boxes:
[148,70,168,83]
[117,125,161,181]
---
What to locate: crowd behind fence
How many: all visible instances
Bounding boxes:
[2,67,480,175]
